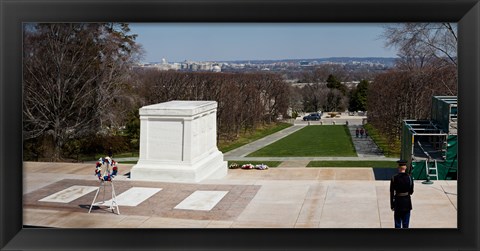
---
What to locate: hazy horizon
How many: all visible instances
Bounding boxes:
[142,56,399,64]
[129,23,399,63]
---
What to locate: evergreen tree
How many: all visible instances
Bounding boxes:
[326,74,347,95]
[349,79,369,111]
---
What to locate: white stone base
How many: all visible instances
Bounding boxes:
[130,150,227,183]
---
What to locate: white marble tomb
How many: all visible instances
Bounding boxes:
[130,100,227,182]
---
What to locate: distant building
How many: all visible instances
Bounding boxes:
[212,65,221,72]
[299,61,310,66]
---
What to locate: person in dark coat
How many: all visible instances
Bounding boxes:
[390,160,414,228]
[355,128,359,138]
[360,128,364,138]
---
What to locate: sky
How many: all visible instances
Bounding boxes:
[128,23,399,63]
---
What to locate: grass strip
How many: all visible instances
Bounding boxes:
[307,160,397,168]
[218,122,292,153]
[78,152,139,162]
[248,125,356,157]
[117,161,138,164]
[120,160,282,167]
[363,124,400,158]
[113,152,139,158]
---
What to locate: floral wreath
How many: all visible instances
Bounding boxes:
[95,156,118,181]
[228,163,269,170]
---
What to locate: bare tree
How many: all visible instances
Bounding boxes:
[300,83,325,112]
[368,66,457,145]
[288,86,304,116]
[23,23,141,161]
[383,23,457,67]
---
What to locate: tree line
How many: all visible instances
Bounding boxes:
[131,69,290,141]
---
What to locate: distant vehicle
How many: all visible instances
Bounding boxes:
[303,113,321,121]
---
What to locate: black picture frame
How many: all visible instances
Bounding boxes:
[1,0,479,250]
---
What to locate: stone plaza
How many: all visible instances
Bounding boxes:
[23,162,457,228]
[22,102,457,228]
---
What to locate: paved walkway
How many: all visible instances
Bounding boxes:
[293,113,366,126]
[348,125,385,158]
[23,162,457,228]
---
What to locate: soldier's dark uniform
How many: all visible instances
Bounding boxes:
[390,160,414,228]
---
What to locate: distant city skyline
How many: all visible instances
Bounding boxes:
[129,23,399,63]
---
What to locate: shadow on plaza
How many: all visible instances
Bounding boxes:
[372,168,398,180]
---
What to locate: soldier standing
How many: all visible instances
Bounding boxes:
[390,160,414,228]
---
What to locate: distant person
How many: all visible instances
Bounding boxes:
[360,128,364,138]
[365,129,368,138]
[390,160,414,228]
[355,128,359,138]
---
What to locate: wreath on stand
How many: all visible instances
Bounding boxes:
[95,156,118,181]
[89,156,121,215]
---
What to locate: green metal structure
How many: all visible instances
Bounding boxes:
[400,96,457,180]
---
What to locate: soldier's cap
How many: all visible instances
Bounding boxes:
[397,160,407,165]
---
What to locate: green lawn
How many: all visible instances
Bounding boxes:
[219,122,292,153]
[227,161,282,167]
[307,160,397,168]
[247,125,356,157]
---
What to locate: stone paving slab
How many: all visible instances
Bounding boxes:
[23,162,134,195]
[174,191,229,211]
[39,185,98,203]
[226,167,375,181]
[277,160,310,168]
[23,162,457,228]
[320,181,380,228]
[97,187,162,207]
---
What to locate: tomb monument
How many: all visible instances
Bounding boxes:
[130,101,227,182]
